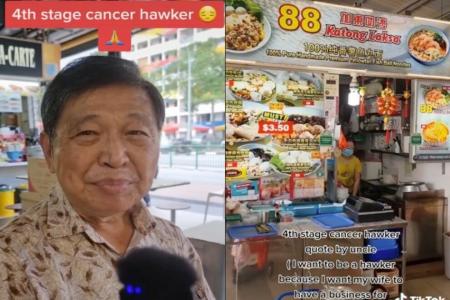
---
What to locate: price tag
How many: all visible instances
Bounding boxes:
[419,104,433,113]
[226,100,243,113]
[225,161,238,168]
[311,151,321,159]
[303,100,315,106]
[292,172,305,178]
[225,168,247,179]
[411,134,422,145]
[226,69,243,81]
[269,102,285,111]
[258,120,293,135]
[319,134,333,146]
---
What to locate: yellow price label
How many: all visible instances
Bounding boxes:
[278,4,321,34]
[419,104,433,113]
[311,151,321,159]
[269,102,285,111]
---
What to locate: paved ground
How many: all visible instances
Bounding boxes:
[149,205,223,230]
[149,166,224,230]
[151,166,224,205]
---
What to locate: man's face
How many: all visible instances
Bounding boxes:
[41,85,160,217]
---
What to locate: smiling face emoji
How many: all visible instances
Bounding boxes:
[199,5,216,22]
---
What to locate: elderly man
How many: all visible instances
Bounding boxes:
[0,56,214,299]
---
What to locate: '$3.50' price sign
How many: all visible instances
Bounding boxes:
[258,121,293,134]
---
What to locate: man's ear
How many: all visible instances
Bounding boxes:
[39,132,56,173]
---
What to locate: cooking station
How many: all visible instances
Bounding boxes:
[361,180,447,263]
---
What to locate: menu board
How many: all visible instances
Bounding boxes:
[226,0,450,77]
[225,67,327,201]
[411,80,450,161]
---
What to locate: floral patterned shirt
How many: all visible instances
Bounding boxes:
[0,185,214,300]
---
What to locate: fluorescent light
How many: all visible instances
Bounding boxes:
[307,66,367,74]
[348,89,360,106]
[413,17,450,25]
[407,73,450,81]
[313,1,373,12]
[348,73,360,106]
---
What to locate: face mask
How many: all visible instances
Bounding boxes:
[342,148,354,157]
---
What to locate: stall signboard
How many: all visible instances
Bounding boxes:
[0,91,22,113]
[226,0,450,77]
[0,37,42,78]
[411,80,450,161]
[225,67,326,201]
[0,2,4,30]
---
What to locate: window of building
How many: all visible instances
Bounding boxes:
[164,32,177,42]
[150,36,162,46]
[137,41,148,50]
[165,50,177,59]
[213,112,225,121]
[165,98,178,108]
[151,54,162,62]
[180,29,194,44]
[197,114,211,123]
[180,116,188,124]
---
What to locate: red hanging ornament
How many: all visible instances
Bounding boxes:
[377,79,399,145]
[403,79,411,119]
[385,129,391,144]
[359,77,366,117]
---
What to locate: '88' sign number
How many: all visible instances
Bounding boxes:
[278,4,321,33]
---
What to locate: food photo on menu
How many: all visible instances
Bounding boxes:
[225,0,271,53]
[225,0,450,300]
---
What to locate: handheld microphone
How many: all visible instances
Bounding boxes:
[117,247,197,300]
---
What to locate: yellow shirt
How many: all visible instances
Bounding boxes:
[337,155,362,189]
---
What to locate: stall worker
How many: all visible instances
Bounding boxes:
[337,140,362,196]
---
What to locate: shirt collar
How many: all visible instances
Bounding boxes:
[130,200,157,235]
[45,185,157,239]
[45,185,86,239]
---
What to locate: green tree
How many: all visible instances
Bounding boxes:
[164,38,225,107]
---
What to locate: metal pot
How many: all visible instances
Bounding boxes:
[395,181,428,199]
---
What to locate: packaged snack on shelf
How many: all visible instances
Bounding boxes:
[290,173,324,200]
[229,180,259,202]
[259,174,290,201]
